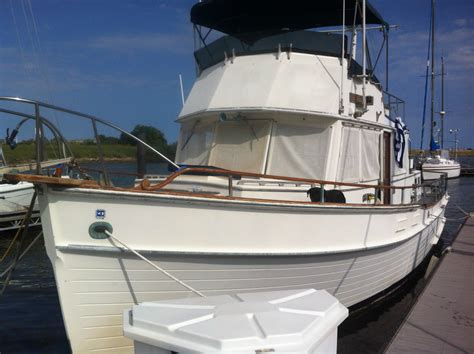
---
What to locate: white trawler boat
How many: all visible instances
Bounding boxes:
[2,0,448,353]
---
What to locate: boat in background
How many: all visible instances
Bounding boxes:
[1,145,39,231]
[422,150,461,180]
[2,1,449,353]
[0,114,72,232]
[420,2,460,180]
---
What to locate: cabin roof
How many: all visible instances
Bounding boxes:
[191,0,388,44]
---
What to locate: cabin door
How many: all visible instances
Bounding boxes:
[383,132,391,204]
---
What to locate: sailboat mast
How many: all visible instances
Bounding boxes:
[362,0,367,110]
[440,56,445,148]
[430,0,435,150]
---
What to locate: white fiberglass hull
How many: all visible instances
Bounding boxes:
[422,162,461,180]
[0,182,40,231]
[0,181,35,207]
[38,187,447,353]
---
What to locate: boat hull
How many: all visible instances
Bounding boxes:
[422,163,461,180]
[0,181,36,207]
[38,187,447,353]
[0,182,39,231]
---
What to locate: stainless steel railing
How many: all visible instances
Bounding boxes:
[0,96,179,184]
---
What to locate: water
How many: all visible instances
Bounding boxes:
[1,160,473,353]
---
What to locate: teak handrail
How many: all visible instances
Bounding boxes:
[137,167,415,192]
[3,169,445,208]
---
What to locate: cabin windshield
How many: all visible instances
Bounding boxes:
[195,31,345,72]
[176,119,271,173]
[176,118,333,178]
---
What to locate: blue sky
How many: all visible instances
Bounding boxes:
[0,0,472,148]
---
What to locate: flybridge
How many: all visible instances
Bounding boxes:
[190,0,394,113]
[191,0,388,43]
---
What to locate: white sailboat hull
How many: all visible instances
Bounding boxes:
[38,187,447,353]
[422,162,461,180]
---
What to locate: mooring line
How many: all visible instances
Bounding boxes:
[0,231,43,278]
[104,230,205,297]
[444,202,471,222]
[0,191,38,296]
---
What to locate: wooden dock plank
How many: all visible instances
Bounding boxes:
[386,215,474,354]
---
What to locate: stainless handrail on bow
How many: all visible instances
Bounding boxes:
[0,97,179,183]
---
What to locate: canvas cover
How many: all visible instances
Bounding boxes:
[177,119,333,178]
[337,126,380,182]
[267,122,331,179]
[194,31,346,71]
[191,0,387,44]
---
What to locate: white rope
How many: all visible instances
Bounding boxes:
[454,204,470,217]
[104,230,205,297]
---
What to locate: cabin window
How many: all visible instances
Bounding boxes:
[209,120,271,173]
[337,126,380,182]
[176,120,216,165]
[266,122,331,179]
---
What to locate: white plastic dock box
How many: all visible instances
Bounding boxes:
[123,288,348,353]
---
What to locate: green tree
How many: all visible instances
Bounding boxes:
[98,134,120,144]
[120,125,171,161]
[166,141,177,161]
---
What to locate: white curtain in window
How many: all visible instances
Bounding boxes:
[176,120,215,165]
[360,129,381,181]
[337,126,361,182]
[209,120,271,173]
[338,127,381,182]
[267,122,330,179]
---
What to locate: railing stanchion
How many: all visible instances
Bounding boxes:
[91,118,110,185]
[34,103,42,175]
[228,175,233,197]
[320,184,325,203]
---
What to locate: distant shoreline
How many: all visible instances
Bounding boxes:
[75,157,136,163]
[410,149,474,157]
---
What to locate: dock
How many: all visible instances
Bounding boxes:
[461,166,474,176]
[386,215,474,353]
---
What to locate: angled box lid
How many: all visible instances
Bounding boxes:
[124,288,348,353]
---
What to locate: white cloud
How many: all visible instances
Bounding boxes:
[388,18,474,85]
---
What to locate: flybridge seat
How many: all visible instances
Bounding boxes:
[195,30,345,71]
[194,30,379,83]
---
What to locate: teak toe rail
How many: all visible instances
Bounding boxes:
[3,167,446,207]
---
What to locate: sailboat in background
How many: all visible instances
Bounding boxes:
[421,0,460,180]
